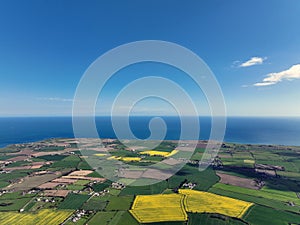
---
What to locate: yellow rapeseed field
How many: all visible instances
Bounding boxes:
[107,155,141,161]
[140,149,178,157]
[244,159,255,164]
[94,153,107,156]
[130,194,187,223]
[0,209,73,225]
[121,157,142,162]
[179,189,253,218]
[107,156,121,160]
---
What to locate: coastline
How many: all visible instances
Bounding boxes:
[0,116,300,148]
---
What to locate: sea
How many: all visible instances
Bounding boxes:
[0,116,300,148]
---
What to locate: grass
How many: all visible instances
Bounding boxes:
[50,155,81,168]
[0,181,9,189]
[5,160,30,168]
[112,211,139,225]
[65,217,90,225]
[105,196,134,211]
[120,180,168,196]
[209,186,300,214]
[37,155,67,161]
[243,205,300,225]
[107,188,121,196]
[108,211,125,225]
[66,184,85,191]
[168,165,219,191]
[87,211,116,225]
[187,213,247,225]
[212,183,300,205]
[58,193,90,210]
[81,198,107,211]
[92,180,111,192]
[87,171,104,178]
[77,160,93,170]
[0,191,32,200]
[75,180,90,185]
[0,197,33,211]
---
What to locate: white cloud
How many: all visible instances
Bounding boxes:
[253,82,275,87]
[239,57,266,67]
[254,64,300,86]
[37,97,73,102]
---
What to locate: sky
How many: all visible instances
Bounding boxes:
[0,0,300,117]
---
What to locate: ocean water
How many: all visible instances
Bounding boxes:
[0,116,300,148]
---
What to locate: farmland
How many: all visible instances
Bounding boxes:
[0,209,73,225]
[58,193,90,209]
[0,138,300,224]
[179,189,253,218]
[130,194,187,223]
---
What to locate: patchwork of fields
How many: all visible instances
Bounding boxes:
[1,139,300,224]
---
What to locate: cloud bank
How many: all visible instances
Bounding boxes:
[239,57,266,67]
[254,64,300,86]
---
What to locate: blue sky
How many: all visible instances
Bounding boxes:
[0,0,300,116]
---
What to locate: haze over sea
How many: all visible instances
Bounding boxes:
[0,117,300,148]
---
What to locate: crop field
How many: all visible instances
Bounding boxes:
[168,165,219,191]
[187,213,248,225]
[66,184,85,190]
[87,211,116,225]
[50,155,81,168]
[94,153,107,156]
[140,150,178,157]
[105,196,134,211]
[111,211,139,225]
[74,179,90,185]
[58,193,90,209]
[120,180,168,196]
[81,198,107,211]
[243,205,300,225]
[91,180,111,192]
[179,189,253,218]
[121,157,142,162]
[212,183,300,205]
[217,172,259,189]
[130,194,187,223]
[0,197,33,211]
[0,209,73,225]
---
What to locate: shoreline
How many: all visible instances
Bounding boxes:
[1,137,300,150]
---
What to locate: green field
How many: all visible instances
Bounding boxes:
[51,155,81,168]
[168,165,219,191]
[105,196,134,211]
[58,193,90,210]
[92,180,111,192]
[188,213,247,225]
[66,184,85,191]
[243,205,300,225]
[87,211,116,225]
[81,198,108,211]
[211,183,300,205]
[0,197,32,211]
[120,180,168,196]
